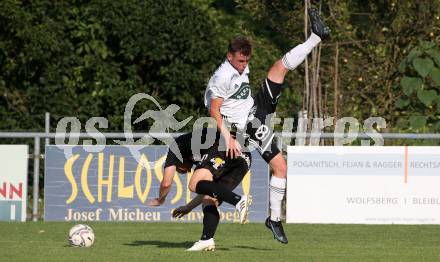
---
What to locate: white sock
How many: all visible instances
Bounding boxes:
[281,33,321,70]
[269,176,286,221]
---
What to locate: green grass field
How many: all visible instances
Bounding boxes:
[1,222,440,262]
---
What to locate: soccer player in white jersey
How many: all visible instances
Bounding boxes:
[204,36,254,158]
[187,37,255,232]
[187,7,331,246]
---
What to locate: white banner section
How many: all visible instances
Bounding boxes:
[286,146,440,224]
[0,145,28,221]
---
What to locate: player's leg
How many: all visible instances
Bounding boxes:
[189,168,242,206]
[246,7,330,244]
[212,151,252,211]
[279,33,321,73]
[251,33,323,121]
[200,198,220,242]
[250,32,323,123]
[259,142,288,244]
[268,33,320,85]
[269,8,330,84]
[250,12,328,116]
[188,155,251,251]
[188,151,252,224]
[187,197,219,251]
[249,8,331,128]
[268,153,287,222]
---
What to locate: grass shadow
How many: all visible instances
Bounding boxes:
[233,245,274,251]
[124,240,194,248]
[124,240,231,251]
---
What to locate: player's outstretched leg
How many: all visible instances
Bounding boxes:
[261,8,330,245]
[277,8,330,75]
[308,8,331,40]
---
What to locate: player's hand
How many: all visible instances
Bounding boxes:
[226,136,241,159]
[147,198,165,206]
[172,206,192,218]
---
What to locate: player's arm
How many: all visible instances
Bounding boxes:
[147,165,176,206]
[172,194,204,218]
[210,97,241,158]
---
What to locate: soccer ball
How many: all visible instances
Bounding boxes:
[68,224,95,247]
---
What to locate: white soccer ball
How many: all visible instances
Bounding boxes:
[68,224,95,247]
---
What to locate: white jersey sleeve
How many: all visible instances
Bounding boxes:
[206,74,229,99]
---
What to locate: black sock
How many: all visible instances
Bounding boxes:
[195,180,241,206]
[201,205,220,240]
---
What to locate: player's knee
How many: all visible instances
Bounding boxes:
[271,158,287,178]
[267,60,288,83]
[273,165,287,178]
[202,197,217,208]
[188,180,198,192]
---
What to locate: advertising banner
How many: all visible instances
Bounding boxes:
[286,146,440,224]
[0,145,28,222]
[45,145,268,222]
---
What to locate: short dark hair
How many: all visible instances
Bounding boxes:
[228,36,252,56]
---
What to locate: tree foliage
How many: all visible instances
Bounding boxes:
[1,0,440,135]
[0,0,222,132]
[395,41,440,132]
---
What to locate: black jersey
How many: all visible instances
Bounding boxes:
[164,128,220,168]
[165,128,252,192]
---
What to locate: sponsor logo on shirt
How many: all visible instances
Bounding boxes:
[230,83,250,99]
[210,157,225,170]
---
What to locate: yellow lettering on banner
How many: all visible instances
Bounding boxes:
[98,153,114,202]
[81,154,95,203]
[219,210,240,223]
[118,157,133,198]
[242,171,251,195]
[64,154,80,204]
[225,211,232,221]
[135,154,152,203]
[186,171,193,204]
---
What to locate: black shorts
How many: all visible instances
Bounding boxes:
[246,78,283,163]
[215,164,248,191]
[194,147,251,185]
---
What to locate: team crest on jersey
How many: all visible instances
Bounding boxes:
[210,157,225,170]
[230,83,250,99]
